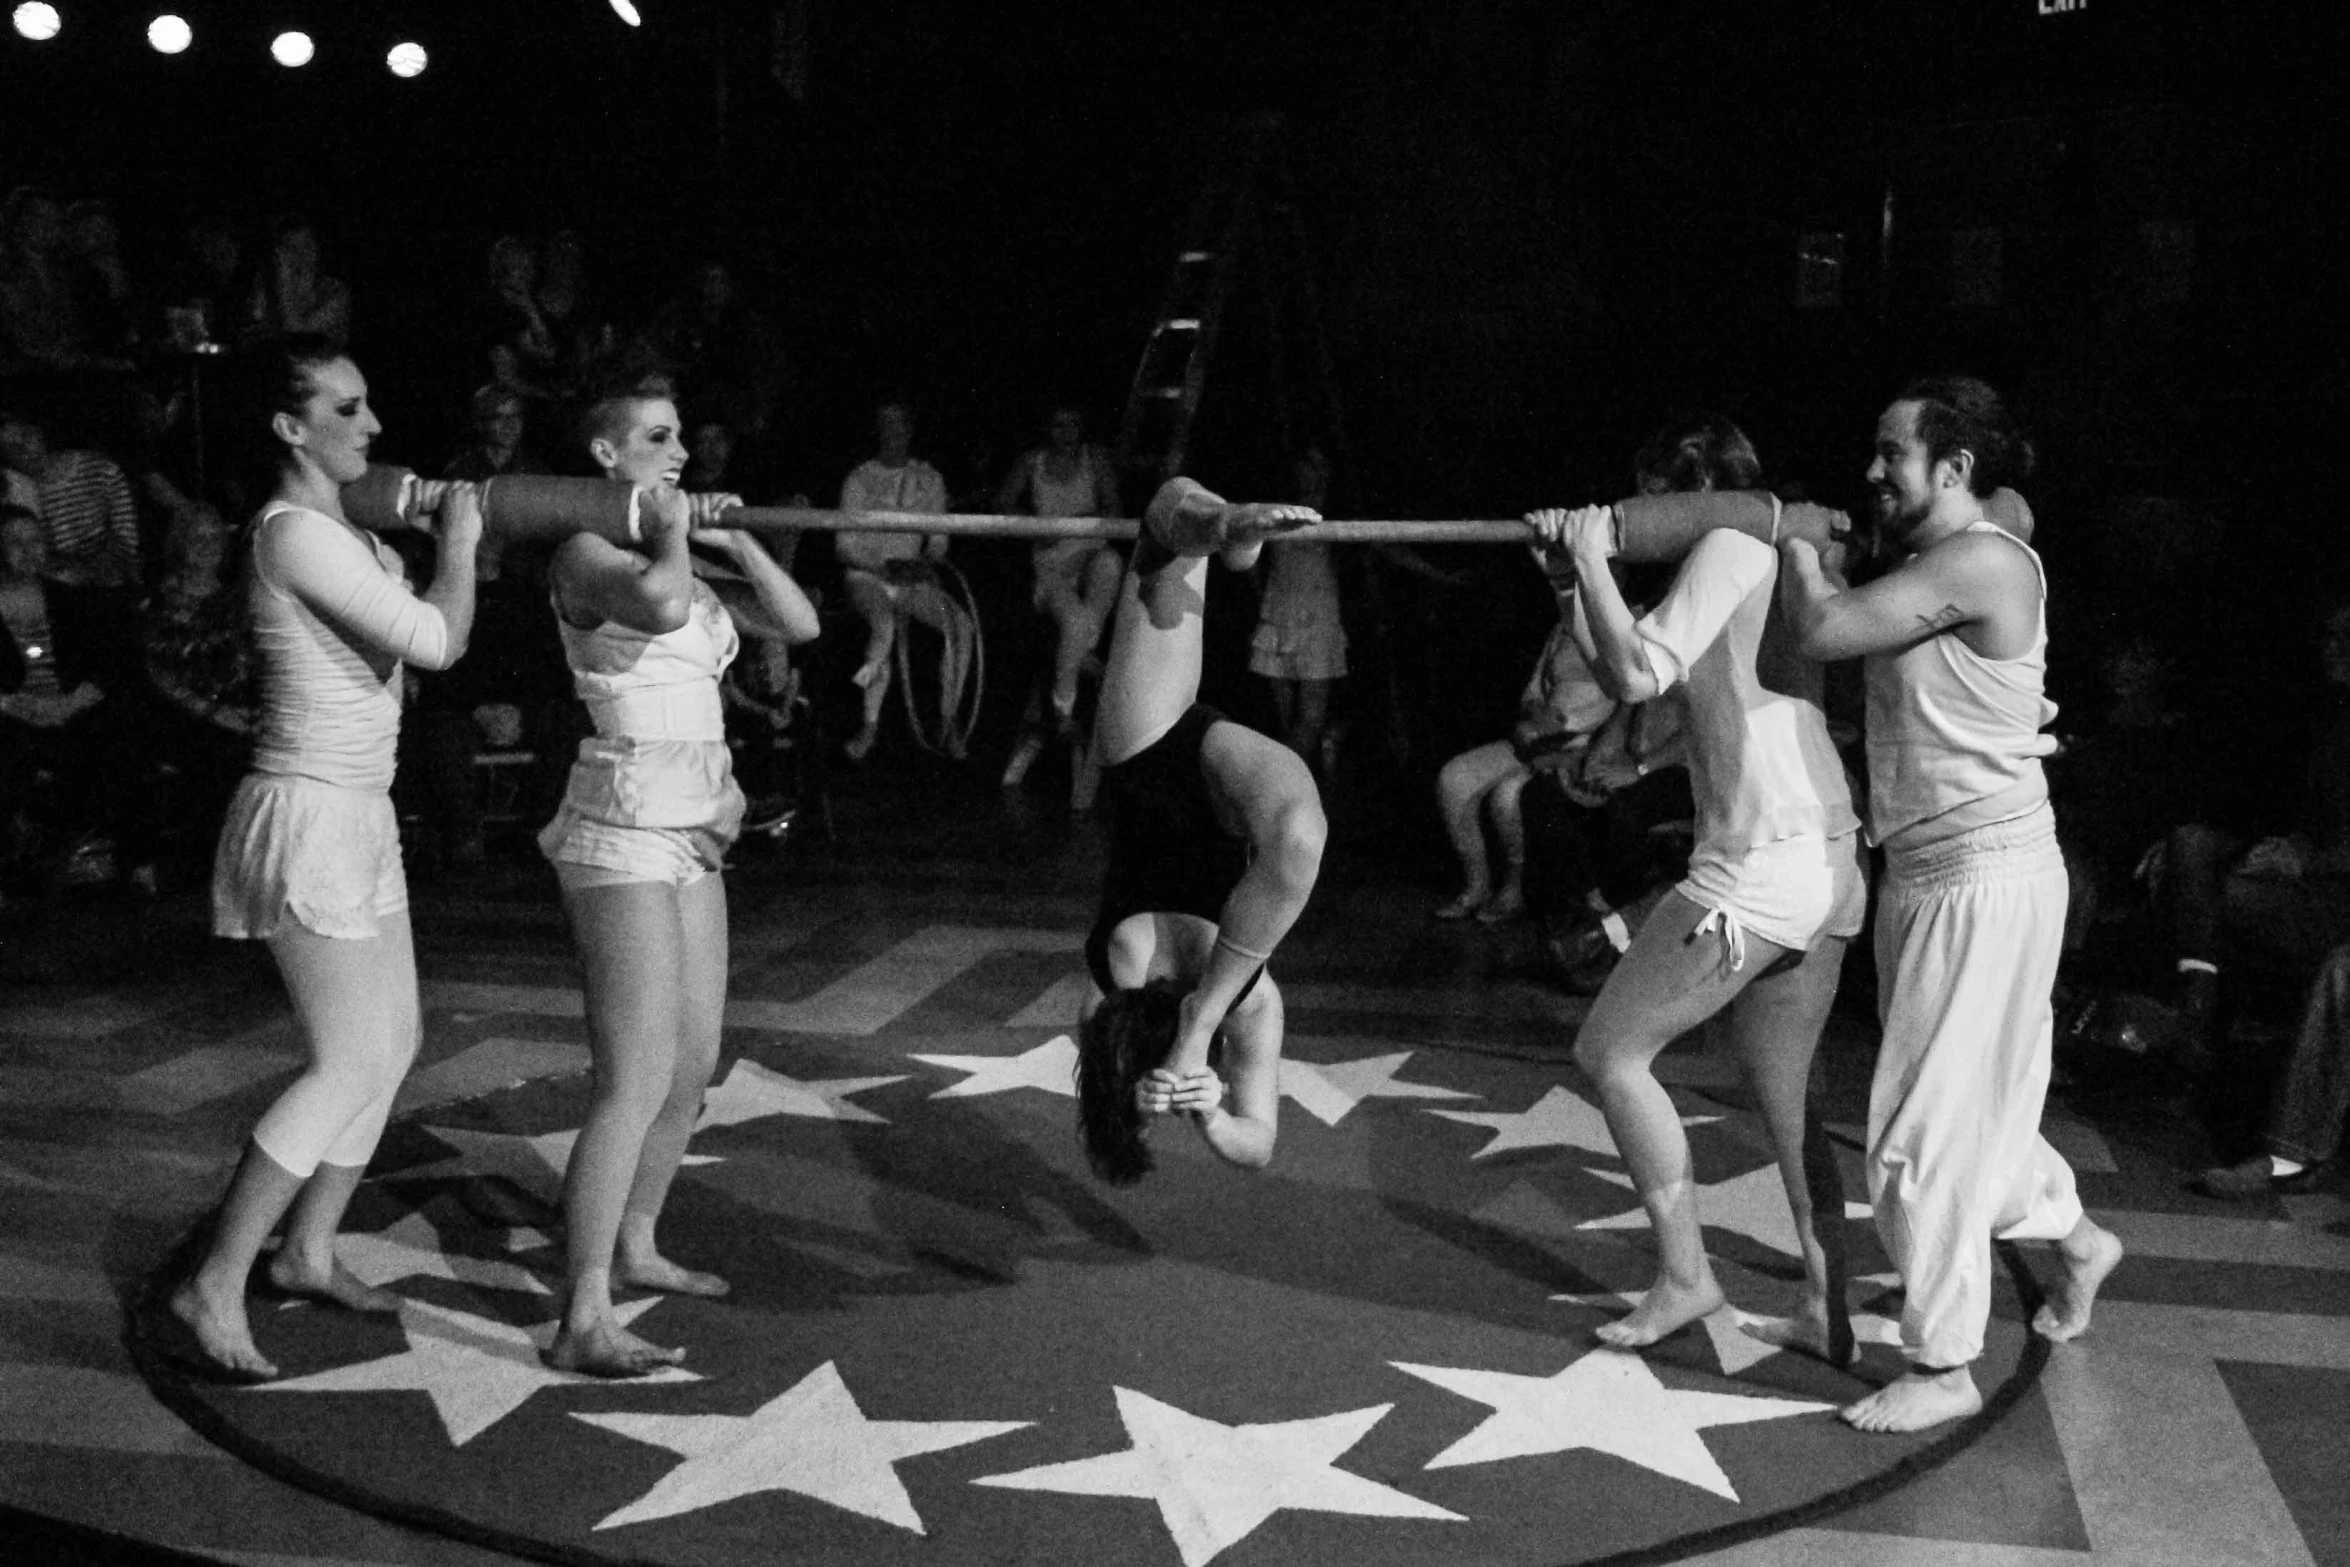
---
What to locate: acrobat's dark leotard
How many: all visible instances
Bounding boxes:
[1084,702,1260,1003]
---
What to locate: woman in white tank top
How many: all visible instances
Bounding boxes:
[169,336,485,1381]
[539,387,818,1378]
[993,404,1124,737]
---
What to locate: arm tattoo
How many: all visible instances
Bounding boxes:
[1915,602,1968,635]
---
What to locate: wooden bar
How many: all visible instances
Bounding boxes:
[714,505,1538,546]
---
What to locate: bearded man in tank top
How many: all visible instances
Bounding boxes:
[1775,376,2124,1434]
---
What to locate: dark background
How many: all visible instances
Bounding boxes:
[7,0,2341,757]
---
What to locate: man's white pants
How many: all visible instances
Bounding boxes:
[1869,807,2084,1368]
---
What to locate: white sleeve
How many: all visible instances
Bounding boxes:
[255,508,453,670]
[1631,529,1772,693]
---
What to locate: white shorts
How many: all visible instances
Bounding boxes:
[540,808,725,888]
[212,773,408,941]
[1677,830,1866,970]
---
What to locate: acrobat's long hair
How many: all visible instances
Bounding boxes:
[1075,978,1187,1186]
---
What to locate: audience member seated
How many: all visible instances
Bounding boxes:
[400,531,577,873]
[682,414,807,563]
[1,505,139,894]
[477,236,561,399]
[2153,599,2350,1070]
[722,633,806,833]
[443,384,550,483]
[241,215,352,351]
[0,399,145,604]
[994,404,1123,787]
[2047,631,2200,964]
[130,505,256,891]
[838,399,971,762]
[1520,694,1696,991]
[1,187,92,376]
[1433,551,1620,926]
[2196,939,2350,1198]
[533,230,612,399]
[1251,444,1347,779]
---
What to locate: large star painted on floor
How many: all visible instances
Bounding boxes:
[973,1389,1463,1567]
[1391,1348,1830,1500]
[339,1209,549,1296]
[1578,1164,1872,1258]
[1552,1288,1898,1377]
[695,1059,904,1131]
[1279,1051,1476,1126]
[255,1297,695,1445]
[1429,1085,1719,1160]
[577,1360,1026,1533]
[399,1126,719,1202]
[910,1035,1079,1100]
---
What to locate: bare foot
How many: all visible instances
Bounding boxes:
[2033,1219,2124,1342]
[542,1317,687,1379]
[1739,1301,1857,1368]
[1216,502,1318,552]
[267,1253,401,1315]
[1841,1367,1982,1433]
[617,1252,731,1298]
[1434,890,1489,921]
[167,1278,277,1382]
[1475,887,1528,925]
[1595,1276,1726,1349]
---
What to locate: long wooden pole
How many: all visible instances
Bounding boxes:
[714,506,1536,546]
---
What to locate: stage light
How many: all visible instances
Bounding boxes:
[608,0,642,27]
[11,2,62,42]
[386,40,426,78]
[147,14,190,53]
[269,29,312,66]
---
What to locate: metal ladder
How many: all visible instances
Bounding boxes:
[1113,113,1343,493]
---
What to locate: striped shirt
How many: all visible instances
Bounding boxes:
[35,451,142,590]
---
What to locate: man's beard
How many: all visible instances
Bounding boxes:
[1872,485,1931,548]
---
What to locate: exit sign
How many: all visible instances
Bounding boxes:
[2038,0,2087,13]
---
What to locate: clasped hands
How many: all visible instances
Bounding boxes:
[1523,504,1616,564]
[1136,1066,1226,1118]
[1137,988,1230,1119]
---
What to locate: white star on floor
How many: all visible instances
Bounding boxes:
[1279,1051,1476,1126]
[401,1127,719,1202]
[974,1389,1462,1567]
[910,1035,1079,1100]
[1552,1288,1899,1377]
[578,1360,1025,1533]
[1392,1348,1830,1500]
[340,1210,548,1296]
[695,1060,904,1131]
[1429,1085,1718,1160]
[256,1298,695,1445]
[1579,1164,1871,1258]
[1553,1289,1783,1377]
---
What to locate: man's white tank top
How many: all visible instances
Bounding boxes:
[1864,521,2057,848]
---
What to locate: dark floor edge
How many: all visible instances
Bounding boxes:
[1578,1242,2054,1567]
[109,1223,2052,1567]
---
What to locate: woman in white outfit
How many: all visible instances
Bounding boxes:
[994,404,1123,751]
[837,400,969,760]
[170,334,484,1381]
[1530,414,1862,1365]
[540,386,819,1376]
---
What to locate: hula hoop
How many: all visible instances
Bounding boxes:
[891,558,985,757]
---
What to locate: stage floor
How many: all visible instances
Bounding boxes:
[3,760,2346,1567]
